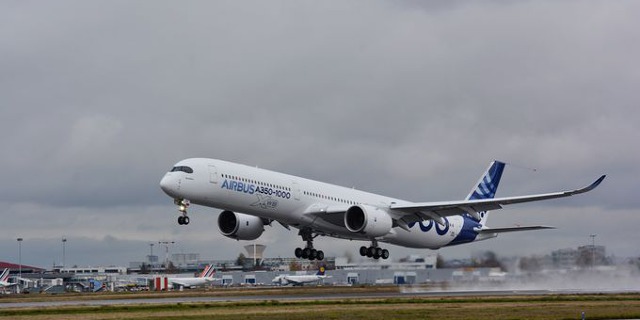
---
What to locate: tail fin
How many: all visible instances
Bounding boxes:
[0,269,9,282]
[199,265,216,278]
[316,266,326,276]
[466,161,506,225]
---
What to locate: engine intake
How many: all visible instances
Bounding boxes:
[344,205,392,237]
[218,210,265,240]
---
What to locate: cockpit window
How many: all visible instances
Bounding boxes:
[170,166,193,174]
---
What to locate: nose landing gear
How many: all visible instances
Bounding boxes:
[178,215,189,225]
[175,199,190,225]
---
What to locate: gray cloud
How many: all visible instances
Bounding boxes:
[1,1,638,266]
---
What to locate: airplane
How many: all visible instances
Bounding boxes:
[168,265,218,289]
[272,266,329,286]
[159,158,605,260]
[0,269,17,288]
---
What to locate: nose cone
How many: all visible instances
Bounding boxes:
[160,174,176,196]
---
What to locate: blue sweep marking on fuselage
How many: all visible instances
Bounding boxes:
[449,216,481,246]
[435,218,450,235]
[408,220,434,232]
[408,217,450,235]
[420,220,434,232]
[405,162,504,245]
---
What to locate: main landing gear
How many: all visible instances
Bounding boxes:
[294,228,324,261]
[359,240,389,260]
[175,199,190,225]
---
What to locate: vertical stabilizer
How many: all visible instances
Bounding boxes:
[199,265,216,278]
[465,161,506,225]
[0,269,9,282]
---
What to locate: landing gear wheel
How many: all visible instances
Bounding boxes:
[178,216,190,225]
[297,227,326,261]
[310,249,317,260]
[381,249,390,260]
[361,240,390,260]
[302,248,311,259]
[175,199,190,226]
[366,247,374,258]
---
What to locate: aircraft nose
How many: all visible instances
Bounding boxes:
[160,174,176,196]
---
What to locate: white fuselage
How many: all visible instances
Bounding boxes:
[160,158,482,249]
[167,276,215,289]
[272,274,326,286]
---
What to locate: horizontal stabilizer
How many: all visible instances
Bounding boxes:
[477,225,555,234]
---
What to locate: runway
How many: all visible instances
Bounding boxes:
[0,289,600,309]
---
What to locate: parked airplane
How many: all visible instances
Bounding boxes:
[160,158,605,260]
[168,265,218,289]
[0,269,17,288]
[272,266,329,286]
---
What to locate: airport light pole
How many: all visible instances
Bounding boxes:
[17,238,23,280]
[149,243,154,263]
[590,234,597,268]
[62,237,67,269]
[158,241,174,270]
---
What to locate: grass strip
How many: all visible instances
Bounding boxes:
[1,294,640,319]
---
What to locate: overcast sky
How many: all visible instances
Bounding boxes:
[1,1,638,268]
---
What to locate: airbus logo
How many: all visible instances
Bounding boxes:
[220,179,291,199]
[221,179,256,194]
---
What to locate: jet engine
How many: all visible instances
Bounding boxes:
[218,210,265,240]
[344,205,392,237]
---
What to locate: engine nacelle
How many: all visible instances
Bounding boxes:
[218,210,264,241]
[344,205,393,237]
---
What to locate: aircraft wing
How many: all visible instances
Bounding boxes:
[300,175,604,232]
[389,175,605,226]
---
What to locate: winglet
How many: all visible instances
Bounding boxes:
[572,175,606,195]
[588,175,606,191]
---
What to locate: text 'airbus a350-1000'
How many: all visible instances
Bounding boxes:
[160,158,605,260]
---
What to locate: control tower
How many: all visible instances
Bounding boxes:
[244,244,266,266]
